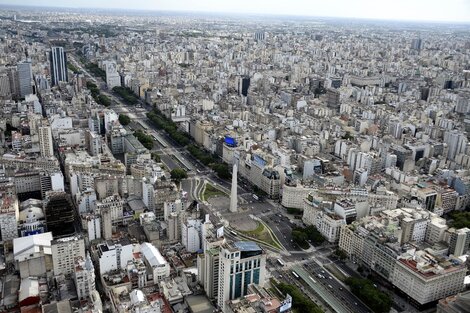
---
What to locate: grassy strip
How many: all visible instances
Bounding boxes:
[203,183,227,201]
[239,222,282,250]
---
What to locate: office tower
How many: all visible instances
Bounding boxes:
[44,191,76,238]
[0,72,11,99]
[38,119,54,157]
[217,241,266,311]
[238,76,250,97]
[49,46,68,86]
[230,163,238,213]
[411,38,423,51]
[17,61,32,98]
[448,228,470,257]
[326,88,340,112]
[254,31,265,41]
[7,67,20,98]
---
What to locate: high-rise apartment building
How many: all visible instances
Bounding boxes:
[448,227,470,257]
[38,119,54,158]
[51,235,85,275]
[50,46,68,86]
[74,254,96,300]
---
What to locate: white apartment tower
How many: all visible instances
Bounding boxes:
[51,235,86,276]
[38,119,54,158]
[74,254,96,300]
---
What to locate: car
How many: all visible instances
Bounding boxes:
[328,285,333,289]
[329,276,333,279]
[339,287,343,291]
[321,270,325,274]
[354,302,358,306]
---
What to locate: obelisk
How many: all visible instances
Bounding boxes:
[230,163,238,213]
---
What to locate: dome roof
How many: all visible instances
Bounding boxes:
[19,206,44,222]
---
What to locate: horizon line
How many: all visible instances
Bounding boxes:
[1,3,470,25]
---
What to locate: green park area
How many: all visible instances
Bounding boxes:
[202,183,227,201]
[239,221,283,250]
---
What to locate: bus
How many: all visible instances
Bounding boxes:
[292,271,300,279]
[277,259,285,267]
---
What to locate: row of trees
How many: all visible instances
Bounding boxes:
[85,62,106,80]
[186,144,230,179]
[170,168,188,182]
[133,130,154,150]
[86,82,111,107]
[292,225,325,249]
[275,282,323,313]
[147,108,231,180]
[67,62,79,73]
[147,109,190,146]
[345,277,392,313]
[112,86,139,105]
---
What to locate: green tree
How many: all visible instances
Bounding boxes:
[170,168,188,182]
[334,248,348,260]
[345,277,392,313]
[97,94,111,106]
[275,282,323,313]
[292,230,309,249]
[151,152,161,163]
[119,114,131,125]
[133,130,153,150]
[211,163,231,180]
[449,211,470,229]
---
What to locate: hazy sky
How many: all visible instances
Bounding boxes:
[1,0,470,23]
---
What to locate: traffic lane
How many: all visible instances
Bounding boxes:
[261,214,295,250]
[305,263,370,313]
[160,154,180,171]
[330,259,361,278]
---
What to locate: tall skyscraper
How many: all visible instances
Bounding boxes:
[230,163,238,213]
[50,46,68,86]
[411,38,423,51]
[238,76,250,97]
[38,119,54,157]
[217,241,266,311]
[17,61,32,98]
[254,31,265,41]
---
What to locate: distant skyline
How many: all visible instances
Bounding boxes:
[1,0,470,23]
